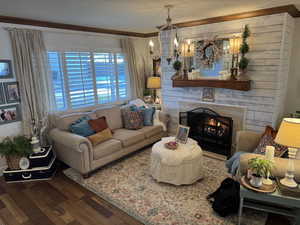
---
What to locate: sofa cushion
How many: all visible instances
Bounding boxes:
[87,128,113,146]
[123,110,144,130]
[112,129,145,147]
[69,116,95,137]
[56,112,96,131]
[254,126,288,157]
[88,116,109,133]
[94,106,122,130]
[138,125,163,138]
[139,107,155,126]
[93,139,122,160]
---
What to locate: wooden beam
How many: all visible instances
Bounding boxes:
[0,5,299,38]
[0,15,147,37]
[156,5,300,31]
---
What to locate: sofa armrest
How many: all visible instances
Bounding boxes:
[49,128,92,152]
[235,130,262,154]
[239,153,300,182]
[158,111,170,125]
[49,128,92,174]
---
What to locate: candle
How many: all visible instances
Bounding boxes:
[265,146,275,161]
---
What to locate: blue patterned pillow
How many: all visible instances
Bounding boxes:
[69,116,95,137]
[139,107,155,126]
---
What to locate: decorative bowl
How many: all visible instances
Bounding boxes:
[165,141,178,150]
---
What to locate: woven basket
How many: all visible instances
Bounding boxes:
[6,155,21,170]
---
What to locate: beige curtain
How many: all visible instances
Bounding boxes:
[120,38,144,99]
[7,28,53,141]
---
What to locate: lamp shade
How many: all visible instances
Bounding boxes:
[275,118,300,148]
[147,77,161,89]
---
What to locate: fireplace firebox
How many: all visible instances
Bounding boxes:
[179,107,233,158]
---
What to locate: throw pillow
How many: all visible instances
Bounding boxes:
[123,111,144,130]
[88,116,109,133]
[254,126,288,157]
[69,116,95,137]
[139,106,155,126]
[87,128,113,146]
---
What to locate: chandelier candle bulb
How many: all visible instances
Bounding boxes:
[149,40,154,54]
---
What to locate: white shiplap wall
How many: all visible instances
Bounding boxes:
[160,13,295,134]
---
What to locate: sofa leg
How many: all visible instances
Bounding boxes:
[82,173,91,179]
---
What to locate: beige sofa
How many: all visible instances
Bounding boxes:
[49,105,169,178]
[236,130,300,181]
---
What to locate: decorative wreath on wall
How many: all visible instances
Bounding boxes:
[195,39,223,69]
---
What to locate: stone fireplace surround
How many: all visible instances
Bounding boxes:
[160,13,294,139]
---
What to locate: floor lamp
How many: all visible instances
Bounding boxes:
[275,118,300,188]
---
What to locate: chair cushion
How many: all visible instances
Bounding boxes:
[112,129,145,147]
[93,139,122,160]
[138,125,163,138]
[69,116,95,137]
[88,116,109,133]
[94,106,122,130]
[87,128,113,146]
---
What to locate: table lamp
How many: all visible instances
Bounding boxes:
[147,76,161,103]
[275,118,300,188]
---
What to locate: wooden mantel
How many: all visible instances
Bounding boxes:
[172,78,251,91]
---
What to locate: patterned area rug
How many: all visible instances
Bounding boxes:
[64,148,267,225]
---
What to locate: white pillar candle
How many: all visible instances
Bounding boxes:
[265,146,275,161]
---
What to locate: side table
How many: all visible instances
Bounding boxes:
[239,185,300,225]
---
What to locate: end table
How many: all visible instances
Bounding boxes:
[239,185,300,225]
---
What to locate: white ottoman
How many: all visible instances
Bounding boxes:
[150,137,203,185]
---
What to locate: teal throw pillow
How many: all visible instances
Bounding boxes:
[139,107,155,126]
[69,116,95,137]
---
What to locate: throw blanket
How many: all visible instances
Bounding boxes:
[226,152,248,176]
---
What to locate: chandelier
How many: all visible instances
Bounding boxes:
[149,5,179,65]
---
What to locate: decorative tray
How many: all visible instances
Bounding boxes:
[241,176,276,193]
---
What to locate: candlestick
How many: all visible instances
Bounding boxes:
[263,145,275,185]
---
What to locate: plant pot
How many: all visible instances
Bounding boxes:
[250,174,263,188]
[6,155,22,170]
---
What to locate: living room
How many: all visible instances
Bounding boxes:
[0,0,300,224]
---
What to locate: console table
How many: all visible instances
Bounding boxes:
[239,185,300,225]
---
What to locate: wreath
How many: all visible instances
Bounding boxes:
[196,39,223,69]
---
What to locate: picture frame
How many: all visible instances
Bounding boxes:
[0,60,13,79]
[0,104,21,125]
[0,83,5,105]
[175,125,190,144]
[4,82,20,104]
[202,87,215,102]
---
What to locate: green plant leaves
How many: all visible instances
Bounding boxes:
[0,136,32,157]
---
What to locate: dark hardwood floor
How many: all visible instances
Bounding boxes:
[0,170,291,225]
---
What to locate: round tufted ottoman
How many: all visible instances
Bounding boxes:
[150,137,203,185]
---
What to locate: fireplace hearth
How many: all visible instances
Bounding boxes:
[180,107,233,158]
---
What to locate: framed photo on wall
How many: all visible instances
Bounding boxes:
[4,82,20,104]
[175,125,190,144]
[0,83,5,105]
[202,87,215,102]
[0,60,13,79]
[0,104,21,125]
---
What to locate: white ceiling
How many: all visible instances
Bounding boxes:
[1,0,300,33]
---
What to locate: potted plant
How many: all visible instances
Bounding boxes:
[248,157,273,188]
[0,136,32,170]
[173,60,182,74]
[239,25,250,76]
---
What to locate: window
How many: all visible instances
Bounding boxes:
[48,51,129,110]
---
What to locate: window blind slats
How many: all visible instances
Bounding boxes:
[48,51,129,110]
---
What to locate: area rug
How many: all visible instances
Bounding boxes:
[64,148,267,225]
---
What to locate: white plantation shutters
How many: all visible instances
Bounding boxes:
[48,51,129,110]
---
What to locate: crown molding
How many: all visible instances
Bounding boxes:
[0,5,299,38]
